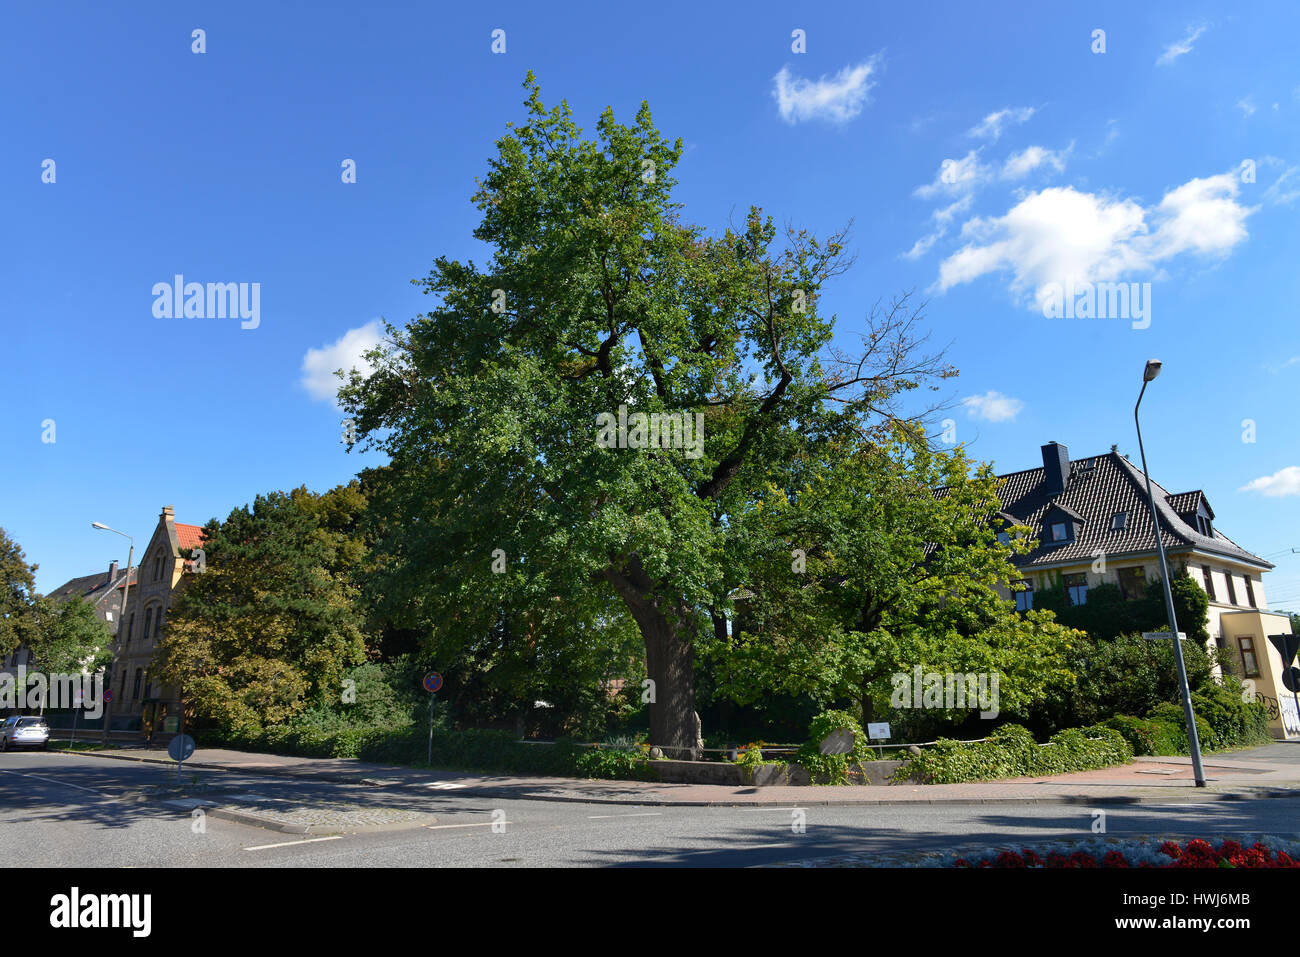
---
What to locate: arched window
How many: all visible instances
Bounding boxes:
[154,607,164,640]
[132,669,143,700]
[143,608,154,645]
[120,668,127,699]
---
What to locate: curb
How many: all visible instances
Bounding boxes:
[48,748,1300,808]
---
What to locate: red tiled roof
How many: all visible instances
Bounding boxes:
[175,523,206,550]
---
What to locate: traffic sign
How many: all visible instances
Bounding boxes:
[103,690,113,703]
[423,672,443,694]
[168,734,196,762]
[1142,631,1187,641]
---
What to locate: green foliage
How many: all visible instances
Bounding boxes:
[1147,703,1215,756]
[30,596,113,674]
[337,74,958,752]
[1035,632,1218,728]
[0,526,40,658]
[1189,679,1272,751]
[154,487,370,734]
[795,709,874,784]
[899,723,1131,784]
[702,440,1081,731]
[1037,569,1210,645]
[1101,715,1186,756]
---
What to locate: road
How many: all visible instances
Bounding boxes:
[2,751,1298,867]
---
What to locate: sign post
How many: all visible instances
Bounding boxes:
[867,722,892,759]
[422,672,443,765]
[1269,634,1300,741]
[70,691,83,750]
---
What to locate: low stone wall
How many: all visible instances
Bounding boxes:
[650,758,914,787]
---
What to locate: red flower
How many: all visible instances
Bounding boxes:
[1069,851,1098,868]
[1021,849,1043,867]
[1159,841,1182,860]
[1102,850,1130,868]
[994,851,1026,868]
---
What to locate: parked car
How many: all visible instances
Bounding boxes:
[0,716,50,751]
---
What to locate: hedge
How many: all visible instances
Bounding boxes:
[195,724,658,781]
[898,723,1132,784]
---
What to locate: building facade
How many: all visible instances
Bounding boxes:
[102,505,205,740]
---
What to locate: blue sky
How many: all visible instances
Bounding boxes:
[3,1,1299,607]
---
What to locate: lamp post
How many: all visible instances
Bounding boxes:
[92,522,133,747]
[1134,359,1206,787]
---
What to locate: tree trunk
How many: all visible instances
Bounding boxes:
[604,558,703,759]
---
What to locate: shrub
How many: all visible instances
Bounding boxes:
[1102,715,1185,756]
[899,722,1131,784]
[795,709,874,785]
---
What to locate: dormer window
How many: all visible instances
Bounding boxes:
[1111,512,1127,531]
[1049,522,1069,542]
[996,532,1011,546]
[1196,515,1213,537]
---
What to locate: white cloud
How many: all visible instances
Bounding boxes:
[1156,24,1207,66]
[773,58,880,124]
[914,150,988,199]
[935,174,1253,306]
[1239,466,1300,497]
[961,391,1024,422]
[967,107,1036,142]
[1264,166,1300,206]
[1236,96,1257,117]
[1265,355,1300,374]
[1002,144,1069,179]
[301,320,384,405]
[903,196,973,259]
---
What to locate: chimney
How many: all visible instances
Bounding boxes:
[161,505,175,519]
[108,560,119,584]
[1041,442,1070,497]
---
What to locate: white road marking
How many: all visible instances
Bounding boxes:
[243,835,344,851]
[426,782,466,790]
[422,820,511,830]
[587,812,663,819]
[19,772,116,798]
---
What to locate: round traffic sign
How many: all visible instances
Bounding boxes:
[1283,667,1300,694]
[168,734,196,762]
[103,689,113,703]
[423,672,443,694]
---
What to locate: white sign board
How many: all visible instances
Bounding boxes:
[1142,631,1187,641]
[867,722,891,740]
[1282,697,1300,739]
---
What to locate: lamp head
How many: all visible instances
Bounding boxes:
[1143,359,1163,382]
[91,522,109,530]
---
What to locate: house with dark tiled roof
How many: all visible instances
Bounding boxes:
[976,442,1297,739]
[0,561,133,702]
[101,505,206,742]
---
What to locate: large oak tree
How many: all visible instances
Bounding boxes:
[341,76,955,755]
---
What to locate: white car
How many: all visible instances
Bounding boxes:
[0,716,50,751]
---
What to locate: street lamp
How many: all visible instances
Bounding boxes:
[1134,359,1207,787]
[92,522,133,747]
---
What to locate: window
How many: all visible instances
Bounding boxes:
[132,668,143,700]
[154,608,164,640]
[1111,512,1127,531]
[1196,515,1213,537]
[1118,566,1147,601]
[126,613,135,646]
[143,608,154,645]
[1238,637,1260,678]
[1201,566,1216,601]
[120,668,127,699]
[996,532,1010,546]
[1225,572,1238,605]
[1064,573,1089,606]
[1050,522,1069,542]
[1244,576,1257,608]
[1014,579,1034,612]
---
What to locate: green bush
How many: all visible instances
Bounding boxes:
[1189,679,1272,751]
[795,709,875,785]
[1148,702,1215,755]
[1102,715,1185,756]
[898,722,1132,784]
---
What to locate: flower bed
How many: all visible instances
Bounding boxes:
[953,837,1300,868]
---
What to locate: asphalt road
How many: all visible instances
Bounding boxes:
[3,752,1299,867]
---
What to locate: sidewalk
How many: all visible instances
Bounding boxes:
[53,743,1300,807]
